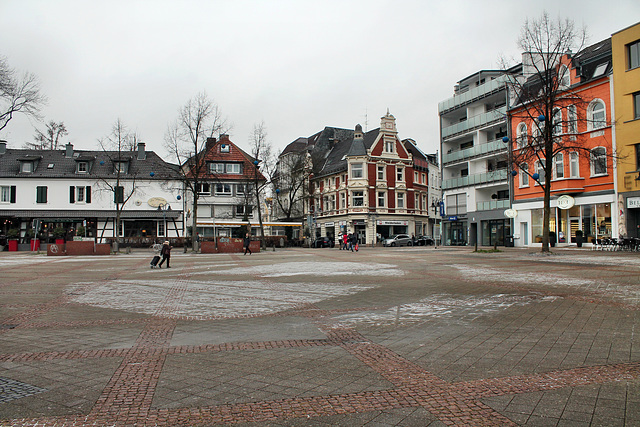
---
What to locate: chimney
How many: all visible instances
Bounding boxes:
[0,140,6,155]
[206,137,217,152]
[65,143,74,158]
[137,142,146,160]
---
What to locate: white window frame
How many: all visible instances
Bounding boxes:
[552,108,562,136]
[567,104,577,137]
[396,167,404,182]
[210,162,225,174]
[377,191,386,207]
[554,154,564,179]
[215,183,232,195]
[590,147,607,176]
[77,162,88,173]
[351,190,364,207]
[351,163,363,179]
[340,192,346,209]
[517,122,528,148]
[225,163,241,174]
[158,221,166,237]
[377,165,385,180]
[76,186,86,202]
[570,152,580,177]
[587,99,606,131]
[197,182,211,195]
[21,162,33,173]
[397,192,405,209]
[0,186,11,203]
[536,160,546,185]
[519,163,529,188]
[559,65,570,89]
[385,139,394,153]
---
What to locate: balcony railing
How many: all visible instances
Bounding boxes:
[438,75,509,113]
[441,106,507,139]
[442,169,508,190]
[476,199,510,211]
[442,139,506,164]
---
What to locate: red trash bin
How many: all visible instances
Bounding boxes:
[30,239,40,251]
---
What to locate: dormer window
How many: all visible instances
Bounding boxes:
[77,162,88,173]
[21,162,34,173]
[114,161,128,174]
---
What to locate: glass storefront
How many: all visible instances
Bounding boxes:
[530,202,611,245]
[443,221,466,245]
[481,219,511,246]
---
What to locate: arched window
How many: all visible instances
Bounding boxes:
[516,122,528,148]
[590,147,607,175]
[558,65,570,89]
[587,99,606,130]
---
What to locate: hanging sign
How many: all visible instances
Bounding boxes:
[504,209,518,218]
[556,195,575,210]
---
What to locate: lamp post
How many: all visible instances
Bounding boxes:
[431,199,442,248]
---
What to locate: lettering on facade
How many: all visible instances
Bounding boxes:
[627,197,640,209]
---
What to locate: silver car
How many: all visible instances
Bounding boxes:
[382,234,413,247]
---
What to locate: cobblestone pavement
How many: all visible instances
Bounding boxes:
[0,247,639,426]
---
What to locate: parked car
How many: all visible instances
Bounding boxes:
[416,235,435,246]
[313,236,335,248]
[382,234,413,247]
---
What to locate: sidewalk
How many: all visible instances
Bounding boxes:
[0,247,638,426]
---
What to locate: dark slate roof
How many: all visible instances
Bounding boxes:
[314,127,379,178]
[280,137,309,156]
[0,146,180,180]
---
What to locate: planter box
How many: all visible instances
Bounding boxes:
[65,241,95,256]
[47,243,66,256]
[201,238,261,254]
[8,240,18,251]
[94,244,111,255]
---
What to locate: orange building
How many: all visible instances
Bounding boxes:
[509,38,616,247]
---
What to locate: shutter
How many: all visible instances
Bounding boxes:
[85,186,91,203]
[10,186,16,203]
[70,186,75,203]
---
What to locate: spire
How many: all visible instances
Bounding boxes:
[346,124,367,157]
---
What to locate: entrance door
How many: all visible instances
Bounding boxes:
[569,217,580,243]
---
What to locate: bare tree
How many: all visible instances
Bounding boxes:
[272,150,310,221]
[0,56,46,133]
[248,122,273,247]
[504,12,613,253]
[97,119,139,251]
[164,92,228,250]
[26,120,68,150]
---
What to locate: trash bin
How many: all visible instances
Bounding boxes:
[506,235,514,247]
[30,239,40,251]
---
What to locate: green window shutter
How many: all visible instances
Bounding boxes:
[70,186,75,203]
[10,186,16,203]
[115,186,124,203]
[86,186,91,203]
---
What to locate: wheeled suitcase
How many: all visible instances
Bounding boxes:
[150,255,160,268]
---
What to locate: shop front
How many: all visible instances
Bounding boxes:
[375,220,408,240]
[624,194,640,238]
[442,216,467,246]
[322,221,336,242]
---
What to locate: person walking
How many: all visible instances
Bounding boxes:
[342,233,348,250]
[158,240,172,268]
[244,233,252,255]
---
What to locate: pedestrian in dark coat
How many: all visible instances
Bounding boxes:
[244,233,252,255]
[158,241,172,268]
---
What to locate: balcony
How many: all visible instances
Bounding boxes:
[441,107,507,139]
[442,169,508,190]
[442,139,506,165]
[438,75,509,114]
[476,199,510,211]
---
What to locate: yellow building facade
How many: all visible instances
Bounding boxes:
[612,22,640,237]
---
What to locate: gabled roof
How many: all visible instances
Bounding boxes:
[314,127,379,178]
[194,136,267,182]
[0,145,179,180]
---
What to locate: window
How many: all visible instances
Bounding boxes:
[554,154,564,179]
[210,163,225,173]
[351,191,364,206]
[536,161,546,185]
[1,185,16,203]
[377,191,385,207]
[422,173,426,184]
[158,221,165,237]
[385,139,394,153]
[570,152,580,177]
[351,163,363,179]
[414,171,418,183]
[220,144,230,153]
[397,192,405,208]
[634,92,640,120]
[235,205,253,217]
[592,62,608,78]
[36,186,48,203]
[587,99,606,130]
[591,147,607,175]
[517,123,528,148]
[21,162,33,173]
[628,39,640,69]
[71,186,87,202]
[396,167,404,182]
[559,65,570,88]
[520,163,529,187]
[330,195,335,210]
[215,183,232,195]
[197,183,211,195]
[77,162,88,173]
[236,183,248,195]
[114,162,128,174]
[377,165,385,180]
[636,145,640,171]
[567,105,577,135]
[225,163,241,174]
[340,192,346,209]
[552,108,562,136]
[114,186,124,203]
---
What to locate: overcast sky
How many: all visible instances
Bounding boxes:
[1,1,638,161]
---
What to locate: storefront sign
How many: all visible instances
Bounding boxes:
[147,197,168,208]
[376,220,408,226]
[627,197,640,209]
[448,216,458,221]
[324,222,335,227]
[352,220,366,225]
[556,195,575,210]
[504,209,518,218]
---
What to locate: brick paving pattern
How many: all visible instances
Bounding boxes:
[0,247,638,425]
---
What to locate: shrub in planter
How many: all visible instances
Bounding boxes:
[7,229,19,239]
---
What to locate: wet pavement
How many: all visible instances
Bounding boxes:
[0,246,639,426]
